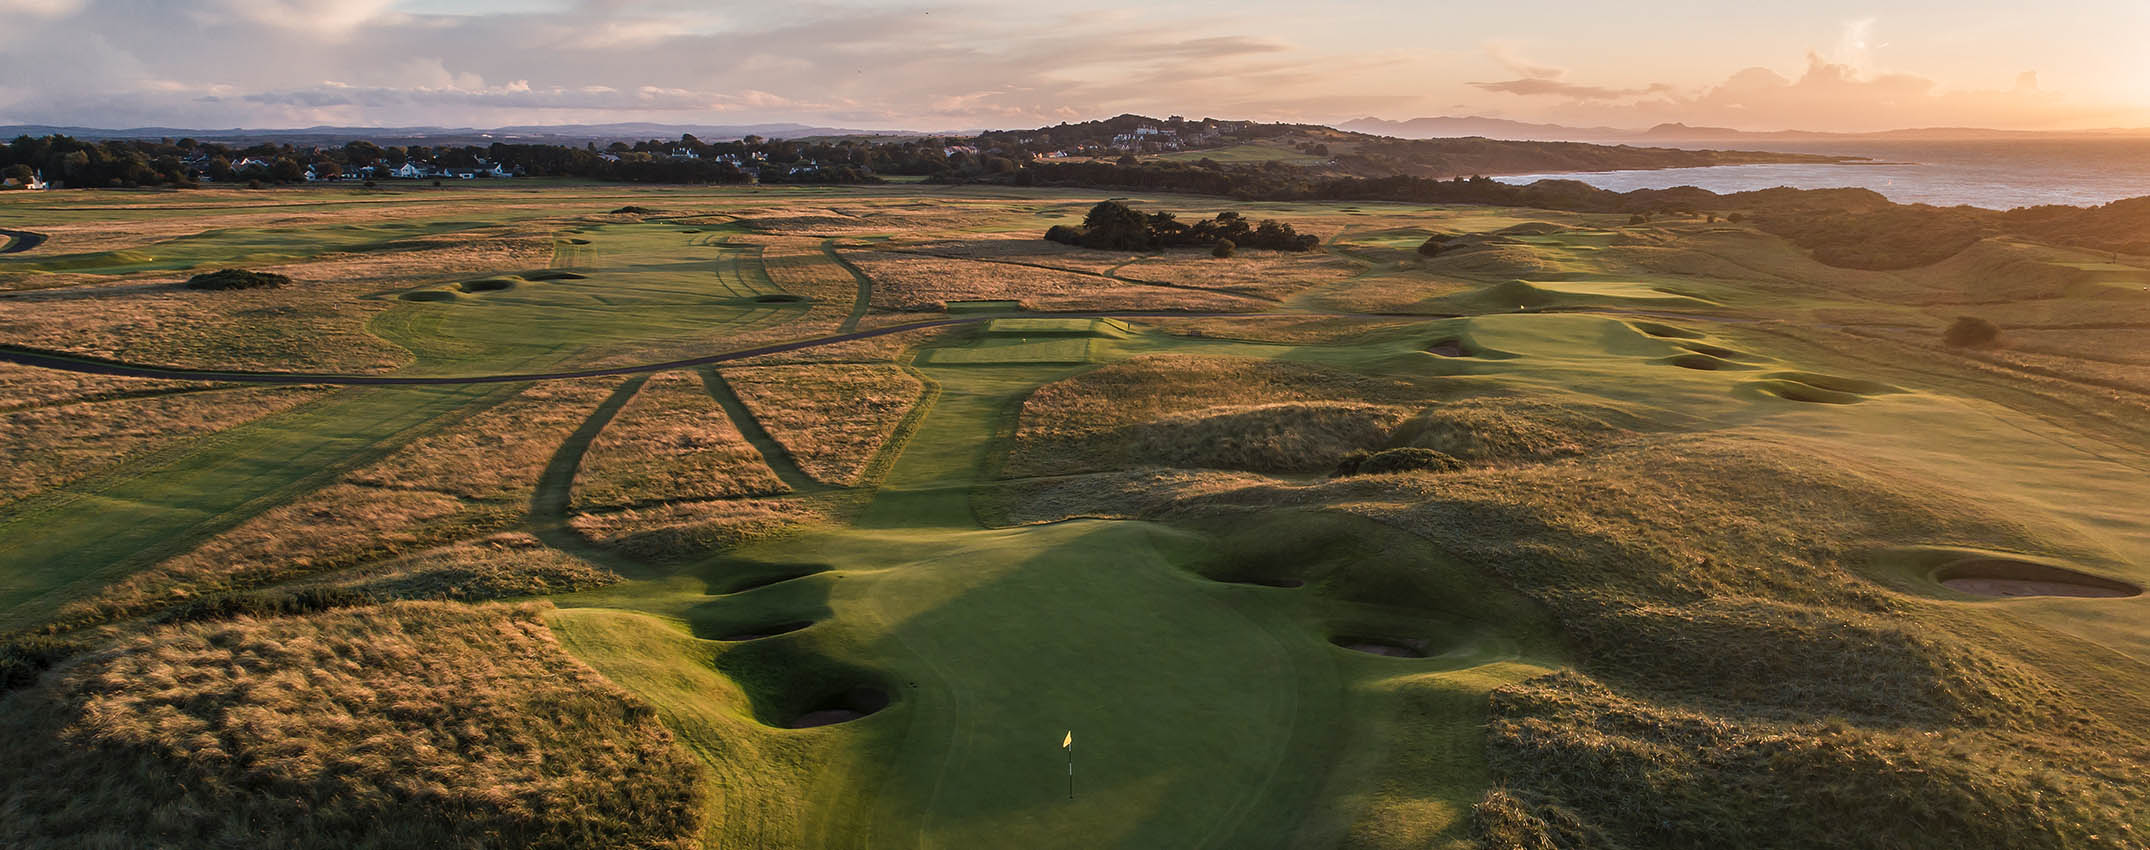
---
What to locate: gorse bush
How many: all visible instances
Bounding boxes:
[0,634,84,693]
[1043,201,1320,252]
[1331,447,1466,477]
[1943,316,2002,348]
[185,268,290,290]
[156,586,375,624]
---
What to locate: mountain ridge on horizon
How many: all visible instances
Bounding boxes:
[1338,115,2150,143]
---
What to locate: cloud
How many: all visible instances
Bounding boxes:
[1471,78,1671,100]
[1469,42,1671,101]
[1469,49,2115,132]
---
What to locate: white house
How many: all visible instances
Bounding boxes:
[391,162,428,179]
[668,148,700,160]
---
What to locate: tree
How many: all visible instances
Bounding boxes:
[1079,200,1153,250]
[1212,238,1235,258]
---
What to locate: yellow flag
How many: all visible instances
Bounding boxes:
[1062,731,1072,748]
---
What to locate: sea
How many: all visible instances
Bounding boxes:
[1490,138,2150,210]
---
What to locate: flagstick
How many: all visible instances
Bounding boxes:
[1066,738,1075,800]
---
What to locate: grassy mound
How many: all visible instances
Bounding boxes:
[0,602,705,849]
[1390,395,1646,461]
[184,268,290,291]
[1332,447,1466,477]
[1123,401,1411,473]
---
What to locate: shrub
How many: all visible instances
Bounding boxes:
[157,586,375,624]
[612,205,658,214]
[1628,213,1649,225]
[1942,316,2001,348]
[1417,235,1449,257]
[1332,447,1465,477]
[185,268,291,290]
[1212,238,1236,258]
[1,634,84,693]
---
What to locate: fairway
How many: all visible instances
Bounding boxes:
[3,181,2148,850]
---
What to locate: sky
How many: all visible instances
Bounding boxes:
[2,0,2146,133]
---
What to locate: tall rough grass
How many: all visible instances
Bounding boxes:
[0,602,705,849]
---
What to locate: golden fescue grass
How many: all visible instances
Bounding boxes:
[727,321,955,365]
[570,497,828,562]
[886,236,1133,273]
[1113,250,1363,301]
[1139,315,1425,344]
[0,362,223,410]
[348,377,618,501]
[0,370,326,508]
[0,279,412,373]
[1105,424,2150,847]
[1305,272,1478,314]
[0,601,706,850]
[720,363,926,486]
[573,371,787,509]
[0,226,552,370]
[842,250,1252,312]
[63,378,625,624]
[1005,354,1435,475]
[338,532,620,601]
[733,235,863,304]
[68,483,495,625]
[260,231,556,287]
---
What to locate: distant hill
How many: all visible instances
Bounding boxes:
[1336,116,1627,142]
[0,122,944,146]
[1339,116,2150,144]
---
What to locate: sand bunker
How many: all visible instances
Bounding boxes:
[1426,339,1471,357]
[1936,558,2140,599]
[1632,322,1708,340]
[788,687,890,728]
[1330,636,1428,658]
[459,278,518,292]
[1659,353,1744,371]
[717,620,814,641]
[1678,341,1764,362]
[753,294,809,304]
[526,271,588,281]
[399,290,458,302]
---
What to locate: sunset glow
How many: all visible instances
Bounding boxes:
[3,0,2146,131]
